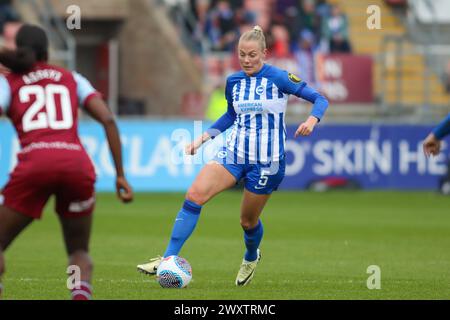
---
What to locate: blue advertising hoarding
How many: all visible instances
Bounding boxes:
[282,124,449,190]
[1,120,449,191]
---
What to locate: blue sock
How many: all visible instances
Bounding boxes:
[163,200,202,257]
[243,220,263,262]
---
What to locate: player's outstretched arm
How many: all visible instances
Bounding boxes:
[295,115,319,138]
[294,85,328,138]
[433,113,450,140]
[186,104,237,155]
[423,114,450,157]
[423,133,441,157]
[84,96,133,203]
[185,131,212,155]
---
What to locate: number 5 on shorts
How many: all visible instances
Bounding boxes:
[257,169,271,187]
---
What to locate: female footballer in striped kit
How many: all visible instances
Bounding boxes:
[138,26,329,286]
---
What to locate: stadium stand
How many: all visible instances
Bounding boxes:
[0,0,19,33]
[158,0,449,122]
[329,0,450,114]
[2,0,448,120]
[4,0,204,117]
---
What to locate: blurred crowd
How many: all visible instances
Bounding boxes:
[165,0,352,87]
[170,0,354,119]
[0,0,20,74]
[0,0,19,35]
[177,0,352,56]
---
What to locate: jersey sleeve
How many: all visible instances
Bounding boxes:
[0,75,11,115]
[273,69,307,96]
[206,78,237,138]
[296,84,329,121]
[72,72,101,107]
[432,113,450,140]
[272,68,329,121]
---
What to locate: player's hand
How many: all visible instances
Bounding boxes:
[116,176,133,203]
[185,141,199,155]
[185,142,197,155]
[185,137,204,155]
[423,133,441,157]
[295,116,318,138]
[185,133,212,155]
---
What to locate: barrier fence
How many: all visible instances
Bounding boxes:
[1,120,449,191]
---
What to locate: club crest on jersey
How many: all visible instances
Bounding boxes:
[217,150,227,159]
[255,85,265,96]
[288,73,301,83]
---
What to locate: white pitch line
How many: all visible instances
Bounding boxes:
[7,278,154,284]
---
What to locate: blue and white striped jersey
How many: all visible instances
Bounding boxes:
[211,63,327,164]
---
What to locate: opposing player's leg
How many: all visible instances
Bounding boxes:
[56,163,96,300]
[59,214,94,300]
[235,190,269,286]
[137,161,238,275]
[0,162,55,298]
[0,205,34,298]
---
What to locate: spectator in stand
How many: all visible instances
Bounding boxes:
[185,0,212,53]
[315,0,331,19]
[0,0,19,35]
[273,0,298,24]
[227,0,244,10]
[274,0,297,17]
[205,0,240,51]
[293,29,317,86]
[190,0,207,17]
[268,24,291,58]
[272,0,302,45]
[298,0,320,36]
[322,4,351,53]
[215,0,236,34]
[1,19,21,49]
[205,82,226,122]
[233,0,257,32]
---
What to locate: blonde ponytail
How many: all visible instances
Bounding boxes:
[239,25,266,50]
[253,25,263,33]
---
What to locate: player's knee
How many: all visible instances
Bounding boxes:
[186,187,208,206]
[240,218,258,231]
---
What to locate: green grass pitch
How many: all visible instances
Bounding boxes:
[3,191,450,300]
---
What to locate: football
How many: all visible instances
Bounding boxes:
[156,256,192,288]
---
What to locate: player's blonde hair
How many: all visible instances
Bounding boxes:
[239,25,266,51]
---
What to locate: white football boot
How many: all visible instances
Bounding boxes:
[137,256,163,275]
[235,249,261,286]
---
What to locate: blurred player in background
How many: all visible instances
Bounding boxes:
[137,26,329,286]
[0,24,133,300]
[423,113,450,156]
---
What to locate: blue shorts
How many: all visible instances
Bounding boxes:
[212,148,286,195]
